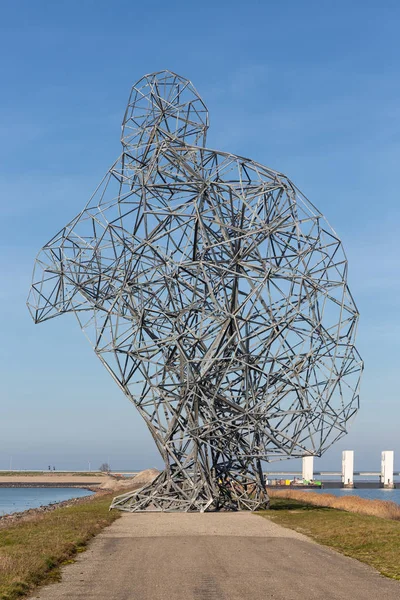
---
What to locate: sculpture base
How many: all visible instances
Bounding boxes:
[110,470,270,513]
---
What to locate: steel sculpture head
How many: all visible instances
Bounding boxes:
[28,70,363,512]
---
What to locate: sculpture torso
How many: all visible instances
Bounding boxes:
[28,71,363,512]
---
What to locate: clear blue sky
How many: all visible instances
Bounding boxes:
[0,0,399,472]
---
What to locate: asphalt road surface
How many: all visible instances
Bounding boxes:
[30,512,400,600]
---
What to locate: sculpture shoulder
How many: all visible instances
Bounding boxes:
[132,140,297,193]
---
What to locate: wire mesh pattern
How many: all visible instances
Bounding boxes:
[28,70,363,512]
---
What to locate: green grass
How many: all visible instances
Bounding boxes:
[260,497,400,580]
[0,493,119,600]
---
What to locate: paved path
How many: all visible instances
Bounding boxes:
[30,512,400,600]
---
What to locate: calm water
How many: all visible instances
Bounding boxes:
[0,488,94,516]
[303,487,400,503]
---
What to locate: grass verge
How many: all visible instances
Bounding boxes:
[0,493,119,600]
[268,488,400,519]
[260,496,400,579]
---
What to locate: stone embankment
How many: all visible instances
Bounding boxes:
[0,469,159,528]
[0,491,103,528]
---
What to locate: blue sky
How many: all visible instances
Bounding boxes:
[0,0,399,473]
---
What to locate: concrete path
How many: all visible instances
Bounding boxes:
[30,512,400,600]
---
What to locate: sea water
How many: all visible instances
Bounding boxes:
[0,487,94,516]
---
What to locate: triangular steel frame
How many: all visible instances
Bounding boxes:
[28,71,363,512]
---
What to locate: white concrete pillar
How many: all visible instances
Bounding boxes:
[302,455,314,481]
[342,450,354,487]
[381,451,394,488]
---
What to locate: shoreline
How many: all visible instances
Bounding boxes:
[0,474,104,484]
[0,487,106,527]
[0,482,100,488]
[0,469,155,524]
[0,491,120,599]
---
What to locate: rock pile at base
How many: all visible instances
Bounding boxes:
[99,468,160,491]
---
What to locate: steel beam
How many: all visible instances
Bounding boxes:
[27,70,363,512]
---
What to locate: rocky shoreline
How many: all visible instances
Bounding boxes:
[0,488,105,529]
[0,469,160,528]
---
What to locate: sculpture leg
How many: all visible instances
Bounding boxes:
[110,459,270,512]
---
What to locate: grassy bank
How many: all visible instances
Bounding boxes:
[261,496,400,579]
[268,489,400,519]
[0,493,120,600]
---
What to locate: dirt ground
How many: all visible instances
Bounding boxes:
[0,475,105,485]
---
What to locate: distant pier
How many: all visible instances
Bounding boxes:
[265,450,397,489]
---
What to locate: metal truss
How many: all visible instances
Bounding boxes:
[28,70,363,512]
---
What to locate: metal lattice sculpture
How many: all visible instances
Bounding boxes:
[28,71,363,512]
